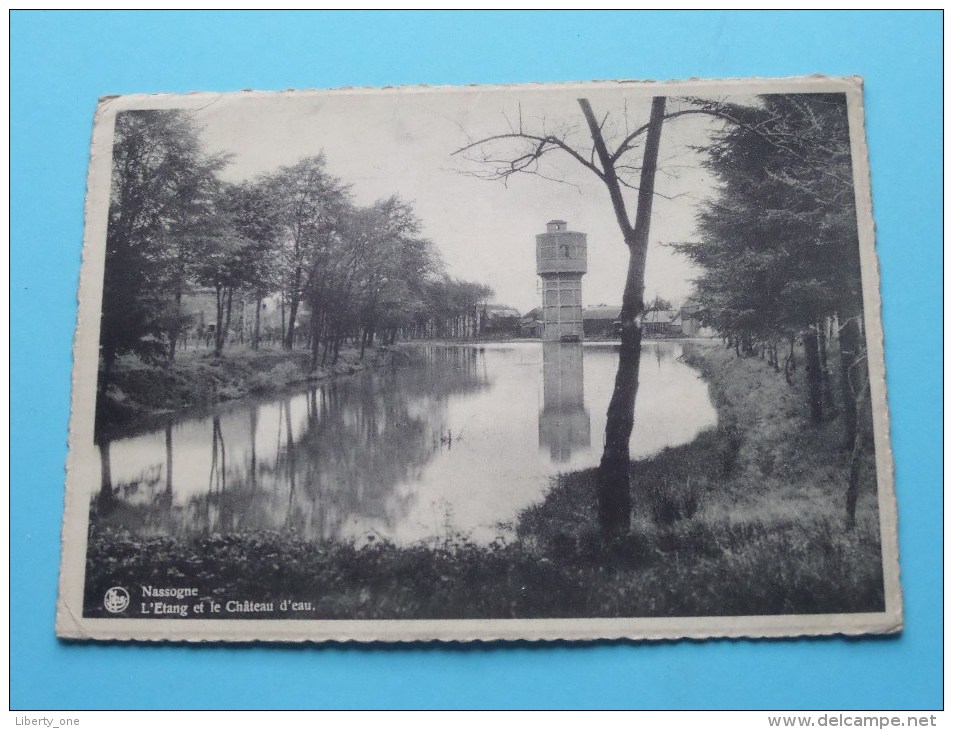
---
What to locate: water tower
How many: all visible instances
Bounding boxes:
[536,219,587,341]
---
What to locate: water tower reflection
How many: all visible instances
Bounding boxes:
[538,342,591,462]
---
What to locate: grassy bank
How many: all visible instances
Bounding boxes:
[515,344,883,616]
[98,344,396,438]
[85,342,884,619]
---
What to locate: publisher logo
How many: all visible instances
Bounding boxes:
[103,586,130,614]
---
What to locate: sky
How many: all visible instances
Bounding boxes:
[187,83,746,313]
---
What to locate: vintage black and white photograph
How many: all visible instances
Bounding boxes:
[57,77,900,642]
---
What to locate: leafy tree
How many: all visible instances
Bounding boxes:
[222,180,283,349]
[677,93,870,526]
[352,197,433,355]
[266,154,350,350]
[364,218,442,347]
[678,94,863,424]
[414,276,492,340]
[191,187,255,357]
[100,109,227,378]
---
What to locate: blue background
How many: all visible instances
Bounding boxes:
[10,10,942,710]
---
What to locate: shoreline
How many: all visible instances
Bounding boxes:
[96,344,400,441]
[397,336,720,346]
[98,337,718,440]
[85,341,884,619]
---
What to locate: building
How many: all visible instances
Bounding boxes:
[582,305,622,339]
[520,308,543,338]
[536,220,587,342]
[481,303,522,338]
[643,308,683,337]
[679,298,715,337]
[179,288,284,345]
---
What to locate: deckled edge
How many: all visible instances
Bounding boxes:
[86,74,865,111]
[844,77,904,633]
[56,611,902,645]
[55,95,117,641]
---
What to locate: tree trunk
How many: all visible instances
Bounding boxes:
[215,287,233,357]
[310,306,324,371]
[783,336,796,384]
[223,288,233,350]
[284,265,303,349]
[168,288,182,363]
[845,379,871,529]
[581,95,667,538]
[252,294,262,350]
[838,314,862,448]
[280,295,286,344]
[96,350,116,441]
[285,296,299,349]
[818,317,833,414]
[333,333,343,365]
[803,329,824,424]
[214,285,226,357]
[598,309,643,536]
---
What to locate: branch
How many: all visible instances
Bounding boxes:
[578,98,632,235]
[452,130,604,181]
[615,177,691,201]
[610,107,741,163]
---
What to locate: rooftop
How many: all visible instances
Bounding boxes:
[582,305,622,321]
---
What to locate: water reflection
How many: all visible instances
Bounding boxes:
[538,343,590,462]
[90,342,717,545]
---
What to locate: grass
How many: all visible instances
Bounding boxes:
[84,342,885,619]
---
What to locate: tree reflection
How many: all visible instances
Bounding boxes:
[91,345,491,542]
[96,439,115,512]
[157,420,174,512]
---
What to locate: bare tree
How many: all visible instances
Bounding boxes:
[454,95,703,536]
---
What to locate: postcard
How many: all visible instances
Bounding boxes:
[56,76,901,642]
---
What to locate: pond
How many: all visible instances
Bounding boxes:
[89,341,718,545]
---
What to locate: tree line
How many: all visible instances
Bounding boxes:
[99,108,493,387]
[675,93,871,527]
